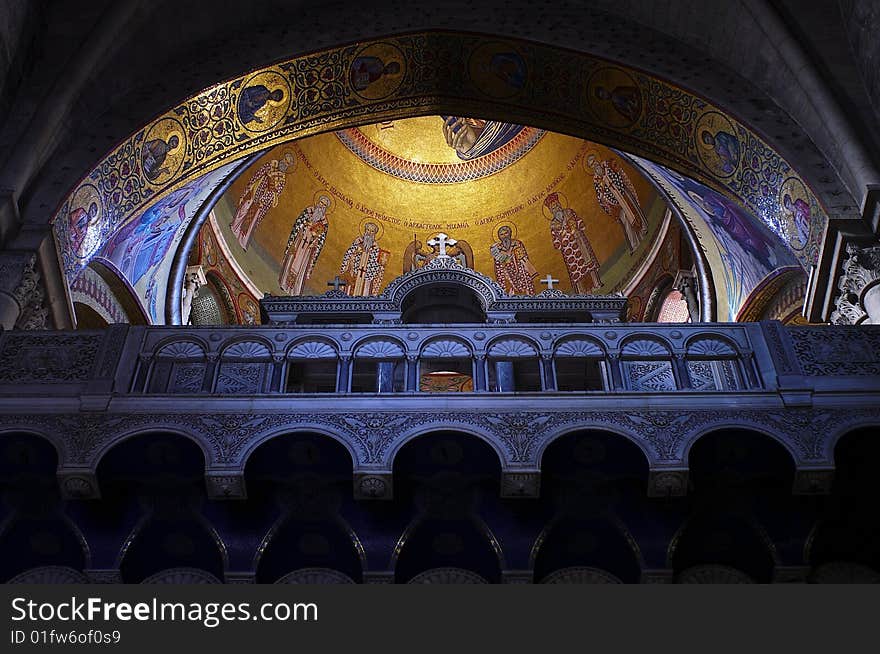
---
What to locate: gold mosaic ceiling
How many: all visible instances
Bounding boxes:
[209,116,669,297]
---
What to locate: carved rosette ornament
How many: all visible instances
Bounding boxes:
[407,567,489,584]
[647,469,688,497]
[354,472,393,500]
[830,243,880,325]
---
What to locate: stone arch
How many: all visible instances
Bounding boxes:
[0,511,92,582]
[618,334,675,356]
[485,334,541,358]
[92,425,212,470]
[683,332,742,356]
[538,424,653,469]
[386,265,502,313]
[350,335,408,358]
[552,334,607,357]
[386,423,508,471]
[118,510,228,583]
[218,337,274,359]
[240,424,359,470]
[254,514,365,584]
[682,423,800,470]
[0,427,63,471]
[825,419,880,464]
[51,29,834,291]
[286,336,340,359]
[667,510,778,583]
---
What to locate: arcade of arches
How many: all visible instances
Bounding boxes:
[0,0,879,583]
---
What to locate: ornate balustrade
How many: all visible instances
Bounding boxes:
[0,322,878,502]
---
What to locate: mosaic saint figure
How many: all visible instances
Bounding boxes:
[701,129,740,174]
[588,154,648,252]
[238,85,285,125]
[691,191,777,269]
[350,57,401,91]
[783,193,811,248]
[544,193,602,293]
[441,117,523,161]
[278,195,331,295]
[68,201,99,258]
[229,151,296,249]
[339,222,384,296]
[594,84,641,124]
[142,134,180,181]
[370,248,392,295]
[490,225,537,295]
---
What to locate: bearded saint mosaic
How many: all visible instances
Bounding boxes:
[339,222,388,296]
[489,224,538,295]
[543,192,602,294]
[278,195,331,295]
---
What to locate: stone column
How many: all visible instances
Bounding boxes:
[336,355,352,392]
[0,253,47,330]
[539,352,556,391]
[405,354,418,392]
[473,353,487,391]
[269,353,286,393]
[607,353,624,391]
[672,352,691,389]
[200,353,219,393]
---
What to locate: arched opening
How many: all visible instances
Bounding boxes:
[670,512,776,583]
[97,433,214,583]
[535,430,648,583]
[246,433,360,583]
[401,283,486,324]
[807,427,880,572]
[392,431,503,583]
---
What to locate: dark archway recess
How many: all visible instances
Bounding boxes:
[536,430,649,582]
[392,431,503,583]
[808,428,880,571]
[401,283,487,324]
[670,512,776,583]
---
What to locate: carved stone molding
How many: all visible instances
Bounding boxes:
[830,243,880,325]
[501,471,540,498]
[58,470,100,499]
[353,472,393,500]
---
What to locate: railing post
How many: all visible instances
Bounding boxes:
[540,352,556,391]
[270,353,286,393]
[406,354,419,392]
[673,352,691,389]
[473,353,487,391]
[201,353,219,393]
[336,355,352,393]
[607,353,624,391]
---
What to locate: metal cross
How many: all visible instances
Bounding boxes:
[540,274,559,290]
[427,232,457,257]
[328,275,347,291]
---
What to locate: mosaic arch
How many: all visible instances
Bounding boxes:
[52,31,828,295]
